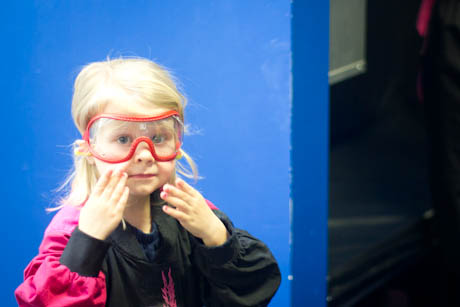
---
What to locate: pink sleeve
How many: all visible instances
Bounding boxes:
[205,199,219,210]
[15,206,107,307]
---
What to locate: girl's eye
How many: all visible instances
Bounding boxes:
[117,136,131,144]
[151,135,166,144]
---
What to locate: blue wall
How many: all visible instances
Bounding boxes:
[2,1,330,306]
[2,1,292,306]
[291,1,329,306]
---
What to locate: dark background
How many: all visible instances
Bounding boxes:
[327,0,443,305]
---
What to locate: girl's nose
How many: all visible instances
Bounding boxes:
[133,141,155,163]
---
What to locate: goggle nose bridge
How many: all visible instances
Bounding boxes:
[126,136,159,160]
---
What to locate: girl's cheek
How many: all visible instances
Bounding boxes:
[159,161,175,175]
[114,162,130,173]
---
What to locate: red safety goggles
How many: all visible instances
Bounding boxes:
[83,110,183,163]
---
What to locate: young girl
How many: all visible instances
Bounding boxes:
[15,58,281,307]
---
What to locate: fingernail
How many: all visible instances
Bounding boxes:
[160,191,167,199]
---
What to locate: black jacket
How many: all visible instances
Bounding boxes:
[56,204,281,307]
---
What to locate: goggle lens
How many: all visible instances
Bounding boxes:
[84,112,183,163]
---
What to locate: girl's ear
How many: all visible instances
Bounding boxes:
[74,140,94,164]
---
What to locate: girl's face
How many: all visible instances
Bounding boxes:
[90,102,176,197]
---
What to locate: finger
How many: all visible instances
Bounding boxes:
[113,163,129,174]
[115,187,130,213]
[110,172,128,202]
[93,169,113,195]
[162,205,187,221]
[101,170,125,198]
[160,192,190,212]
[175,178,200,198]
[163,183,193,203]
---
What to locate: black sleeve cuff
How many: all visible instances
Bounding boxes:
[193,213,240,266]
[60,227,111,277]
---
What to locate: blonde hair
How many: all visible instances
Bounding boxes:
[59,57,198,207]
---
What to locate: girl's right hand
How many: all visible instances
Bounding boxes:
[78,169,130,240]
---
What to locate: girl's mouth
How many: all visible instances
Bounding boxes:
[128,174,157,178]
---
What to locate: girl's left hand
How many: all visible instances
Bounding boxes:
[160,178,229,247]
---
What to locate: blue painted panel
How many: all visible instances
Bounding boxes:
[1,1,290,306]
[291,0,329,305]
